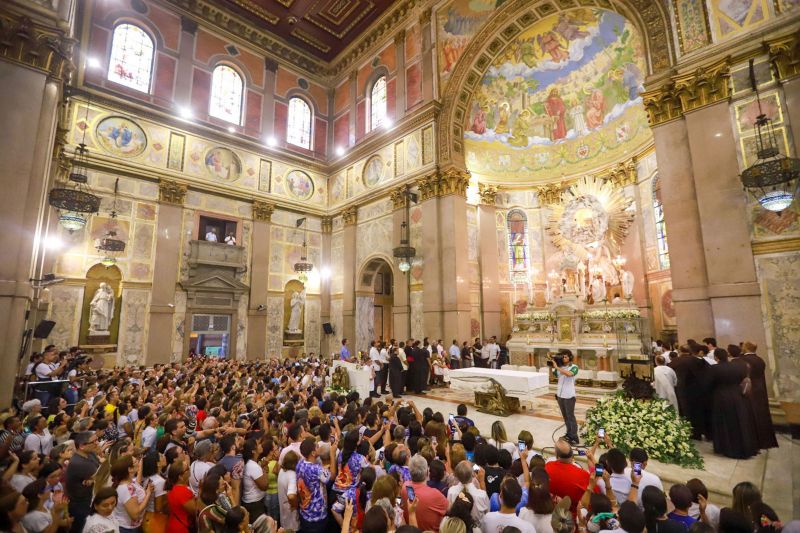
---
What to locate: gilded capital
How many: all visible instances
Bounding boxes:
[349,70,358,82]
[605,159,637,188]
[252,200,274,222]
[321,216,333,234]
[478,184,498,206]
[158,179,187,205]
[641,84,683,126]
[390,187,409,210]
[0,13,75,81]
[342,206,358,226]
[394,30,406,47]
[437,167,470,197]
[535,183,564,206]
[416,173,438,201]
[672,59,731,113]
[767,33,800,81]
[419,8,432,26]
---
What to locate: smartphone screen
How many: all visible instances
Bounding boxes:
[633,462,642,476]
[472,464,480,473]
[518,441,526,452]
[431,436,438,447]
[448,414,456,425]
[406,485,415,501]
[598,428,605,438]
[577,449,586,456]
[595,465,604,477]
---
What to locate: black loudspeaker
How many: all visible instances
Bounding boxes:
[322,322,334,335]
[33,320,56,339]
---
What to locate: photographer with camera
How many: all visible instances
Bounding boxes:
[549,349,580,445]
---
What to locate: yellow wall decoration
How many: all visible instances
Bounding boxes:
[708,0,772,40]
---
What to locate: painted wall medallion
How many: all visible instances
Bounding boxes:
[95,116,147,158]
[363,155,384,187]
[204,147,242,181]
[285,170,315,200]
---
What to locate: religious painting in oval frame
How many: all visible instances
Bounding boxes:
[363,155,384,187]
[204,147,242,181]
[95,116,148,158]
[285,170,315,200]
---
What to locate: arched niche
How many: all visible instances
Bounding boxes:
[437,0,675,171]
[283,279,305,346]
[80,264,123,345]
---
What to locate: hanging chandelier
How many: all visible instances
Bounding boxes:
[392,186,418,273]
[49,96,100,231]
[293,217,313,282]
[96,178,127,267]
[739,59,800,213]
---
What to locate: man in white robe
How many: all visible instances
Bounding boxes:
[653,354,679,411]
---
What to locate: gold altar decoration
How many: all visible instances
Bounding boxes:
[474,378,520,417]
[331,365,350,390]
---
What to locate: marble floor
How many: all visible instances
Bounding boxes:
[399,387,798,520]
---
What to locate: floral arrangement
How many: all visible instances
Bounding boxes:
[581,391,704,469]
[516,313,531,320]
[583,309,641,320]
[529,311,555,321]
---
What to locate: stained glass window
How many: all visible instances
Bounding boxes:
[107,24,154,93]
[210,65,244,124]
[287,97,312,149]
[653,176,670,270]
[369,76,387,131]
[507,209,530,282]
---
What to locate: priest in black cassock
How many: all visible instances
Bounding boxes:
[708,348,759,459]
[738,342,778,450]
[669,345,711,440]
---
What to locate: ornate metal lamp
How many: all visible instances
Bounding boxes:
[393,186,417,273]
[49,98,100,231]
[95,178,126,267]
[740,60,800,213]
[293,217,313,282]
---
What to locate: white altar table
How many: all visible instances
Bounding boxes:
[330,360,372,398]
[448,368,550,408]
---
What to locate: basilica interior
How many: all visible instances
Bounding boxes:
[0,0,798,423]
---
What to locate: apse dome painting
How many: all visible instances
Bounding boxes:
[464,9,652,182]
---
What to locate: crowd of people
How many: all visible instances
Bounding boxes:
[650,339,778,459]
[0,343,791,533]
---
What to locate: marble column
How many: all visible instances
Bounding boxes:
[246,201,273,359]
[0,9,71,404]
[781,77,800,156]
[389,188,411,340]
[175,17,197,107]
[320,216,334,356]
[394,30,407,121]
[419,8,435,102]
[650,118,715,340]
[477,186,501,338]
[340,207,358,349]
[684,102,767,349]
[145,180,186,364]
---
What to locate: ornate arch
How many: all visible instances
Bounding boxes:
[436,0,676,171]
[356,253,398,292]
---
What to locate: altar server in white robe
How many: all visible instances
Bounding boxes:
[653,354,679,411]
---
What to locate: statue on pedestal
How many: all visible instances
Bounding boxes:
[88,283,115,336]
[591,277,606,304]
[286,289,306,334]
[621,270,635,299]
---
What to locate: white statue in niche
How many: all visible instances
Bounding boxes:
[88,282,115,335]
[591,277,606,304]
[621,270,635,300]
[286,289,306,334]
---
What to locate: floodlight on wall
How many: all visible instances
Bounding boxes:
[740,59,800,213]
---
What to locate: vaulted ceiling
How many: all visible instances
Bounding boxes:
[214,0,397,61]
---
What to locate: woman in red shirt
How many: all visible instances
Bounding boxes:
[165,459,197,533]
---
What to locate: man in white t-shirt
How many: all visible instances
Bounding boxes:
[189,440,215,495]
[487,338,500,369]
[480,477,535,533]
[625,448,663,509]
[368,341,382,397]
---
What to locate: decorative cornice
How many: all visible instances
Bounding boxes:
[321,216,333,233]
[535,183,565,206]
[672,58,731,113]
[478,184,498,206]
[752,237,800,255]
[252,200,274,222]
[0,13,74,81]
[158,179,187,205]
[767,33,800,81]
[601,159,638,188]
[341,206,358,226]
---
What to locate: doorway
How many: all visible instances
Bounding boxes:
[189,314,231,357]
[372,262,393,343]
[356,257,396,352]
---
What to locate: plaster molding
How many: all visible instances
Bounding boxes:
[341,206,358,225]
[768,33,800,81]
[158,179,187,205]
[641,84,683,126]
[437,167,470,198]
[478,184,498,206]
[601,159,638,188]
[394,29,406,47]
[321,216,333,233]
[416,172,438,201]
[752,238,800,255]
[0,13,75,81]
[252,200,274,222]
[389,186,409,210]
[535,183,565,206]
[672,58,731,113]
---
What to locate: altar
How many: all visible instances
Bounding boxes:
[448,367,550,409]
[330,360,372,398]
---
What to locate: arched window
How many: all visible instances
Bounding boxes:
[287,97,312,149]
[653,176,670,270]
[210,65,244,124]
[369,76,387,131]
[107,23,154,93]
[506,209,530,282]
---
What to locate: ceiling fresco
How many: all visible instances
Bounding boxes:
[463,9,652,183]
[214,0,396,61]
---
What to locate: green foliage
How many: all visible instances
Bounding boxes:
[581,392,705,469]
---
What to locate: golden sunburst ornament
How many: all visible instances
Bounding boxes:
[545,177,634,253]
